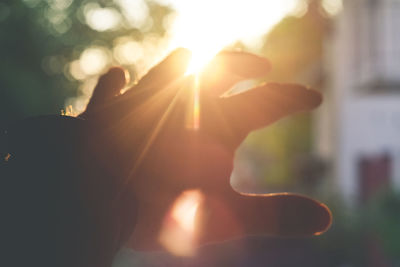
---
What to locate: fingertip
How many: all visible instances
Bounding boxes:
[229,192,332,238]
[255,83,323,111]
[303,87,323,110]
[218,83,323,138]
[103,67,129,90]
[313,202,332,236]
[83,67,129,114]
[279,194,332,236]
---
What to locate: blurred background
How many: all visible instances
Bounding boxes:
[2,0,400,266]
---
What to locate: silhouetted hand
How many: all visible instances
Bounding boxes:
[80,48,332,251]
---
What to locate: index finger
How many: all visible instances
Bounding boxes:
[210,51,271,78]
[218,83,322,142]
[199,51,271,97]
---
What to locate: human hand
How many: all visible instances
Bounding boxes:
[80,48,332,251]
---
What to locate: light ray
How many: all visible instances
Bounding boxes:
[114,76,188,194]
[185,74,201,130]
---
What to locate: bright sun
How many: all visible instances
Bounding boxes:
[166,0,298,74]
[185,51,217,75]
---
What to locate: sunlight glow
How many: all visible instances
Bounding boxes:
[159,190,203,256]
[163,0,298,72]
[185,50,219,75]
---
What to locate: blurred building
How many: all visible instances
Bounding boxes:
[316,0,400,203]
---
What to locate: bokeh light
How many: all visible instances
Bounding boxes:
[321,0,343,16]
[113,38,144,65]
[79,46,110,76]
[84,3,121,32]
[69,60,86,80]
[47,0,73,11]
[115,0,150,29]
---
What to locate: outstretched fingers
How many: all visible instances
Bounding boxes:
[105,48,192,127]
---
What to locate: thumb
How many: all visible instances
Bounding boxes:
[197,192,332,245]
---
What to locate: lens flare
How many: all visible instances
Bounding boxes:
[171,190,202,232]
[159,190,203,256]
[192,81,200,130]
[185,74,201,130]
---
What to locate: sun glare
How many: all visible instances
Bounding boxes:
[185,49,219,75]
[165,0,297,72]
[159,190,203,256]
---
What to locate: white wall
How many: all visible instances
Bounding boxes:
[316,0,400,203]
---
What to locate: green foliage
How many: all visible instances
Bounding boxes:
[0,0,171,124]
[262,1,329,83]
[364,189,400,260]
[236,2,329,192]
[244,114,313,188]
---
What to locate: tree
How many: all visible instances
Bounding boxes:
[0,0,172,124]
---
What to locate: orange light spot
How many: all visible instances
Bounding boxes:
[159,190,203,256]
[4,153,11,162]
